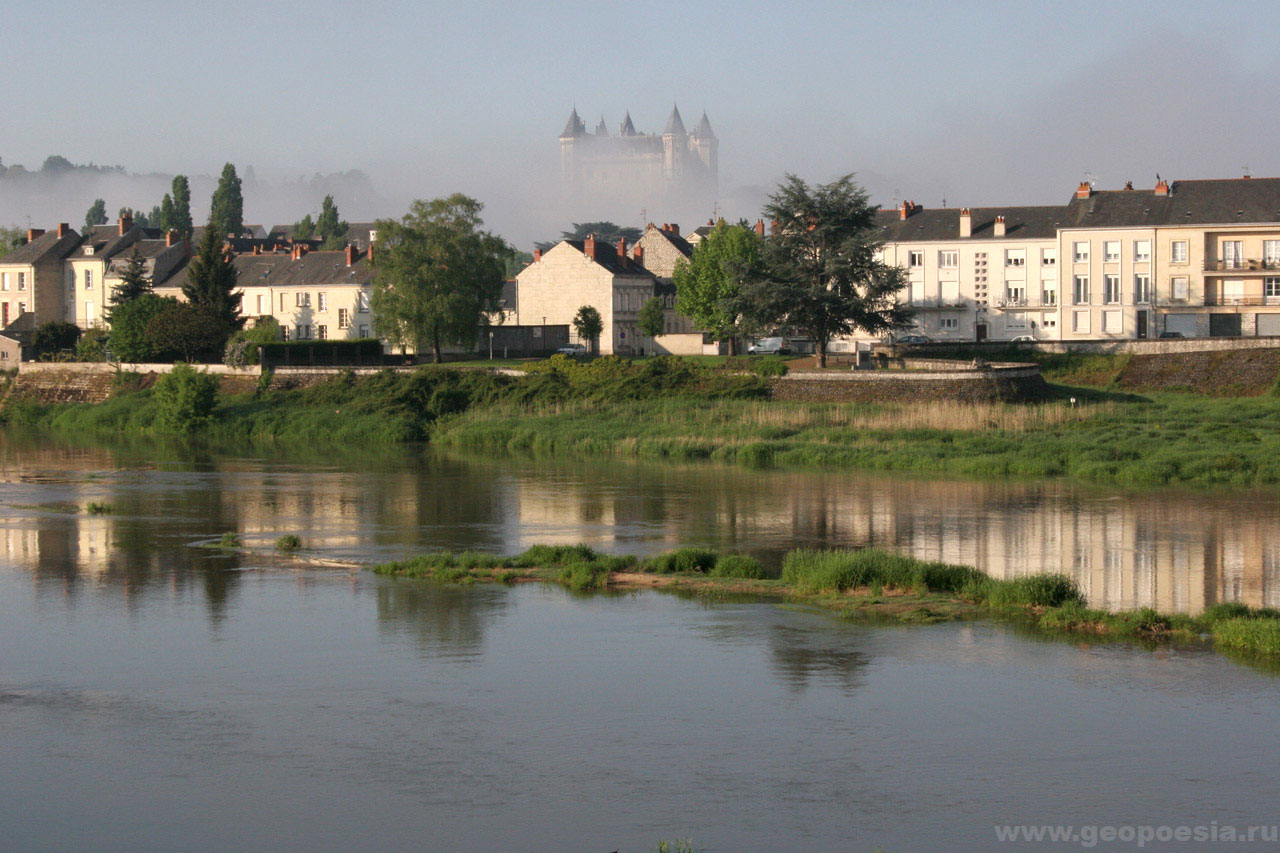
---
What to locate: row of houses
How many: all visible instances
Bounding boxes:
[5,173,1280,362]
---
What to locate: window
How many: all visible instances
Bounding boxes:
[1073,275,1090,304]
[940,317,958,330]
[282,326,290,341]
[1104,241,1120,262]
[17,301,25,314]
[316,325,327,340]
[16,273,24,291]
[1266,278,1280,299]
[1006,315,1027,330]
[1134,240,1151,262]
[1042,249,1057,266]
[1005,249,1025,267]
[1,303,7,325]
[1223,280,1245,304]
[1222,240,1243,269]
[1103,310,1122,334]
[256,294,264,315]
[357,291,370,313]
[1171,241,1188,263]
[1043,317,1057,329]
[1134,274,1151,303]
[1073,242,1089,263]
[298,324,311,339]
[358,324,369,338]
[908,250,923,267]
[1172,277,1189,300]
[1042,286,1057,306]
[85,301,94,323]
[1005,284,1025,305]
[1266,241,1280,266]
[84,269,93,290]
[1104,275,1121,304]
[1073,310,1091,334]
[1,273,7,291]
[295,292,311,308]
[338,308,350,329]
[281,293,287,311]
[938,250,958,268]
[318,292,327,312]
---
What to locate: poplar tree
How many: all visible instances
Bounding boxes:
[208,163,244,238]
[316,195,348,250]
[159,193,176,234]
[182,224,243,340]
[170,175,193,241]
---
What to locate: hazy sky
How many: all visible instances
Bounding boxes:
[6,0,1280,245]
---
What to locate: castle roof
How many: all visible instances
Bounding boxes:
[694,111,715,139]
[619,111,638,136]
[663,104,686,136]
[560,108,586,139]
[594,116,608,136]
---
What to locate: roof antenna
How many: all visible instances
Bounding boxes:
[1243,164,1252,178]
[1084,171,1096,187]
[941,195,947,208]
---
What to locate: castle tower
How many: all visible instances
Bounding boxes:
[661,104,686,182]
[692,111,718,192]
[559,107,586,179]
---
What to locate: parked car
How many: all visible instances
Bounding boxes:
[748,337,791,355]
[556,343,587,356]
[1009,335,1035,342]
[1159,331,1185,339]
[894,334,933,346]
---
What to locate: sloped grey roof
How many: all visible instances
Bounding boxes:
[643,224,694,258]
[496,280,517,313]
[663,104,686,136]
[619,112,638,136]
[562,240,653,277]
[694,111,715,139]
[594,116,608,136]
[875,205,1068,242]
[560,108,586,138]
[1062,178,1280,228]
[1,228,82,265]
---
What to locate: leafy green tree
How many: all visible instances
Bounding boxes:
[209,163,244,238]
[638,297,666,345]
[75,327,109,361]
[0,226,24,259]
[108,294,174,362]
[33,321,81,353]
[504,249,533,279]
[673,220,762,355]
[182,224,243,347]
[572,305,604,354]
[107,246,151,321]
[84,198,108,231]
[741,174,912,367]
[315,195,348,250]
[223,317,282,366]
[170,175,193,241]
[153,362,219,433]
[369,194,509,363]
[537,221,641,252]
[147,300,228,362]
[159,193,176,233]
[293,213,315,240]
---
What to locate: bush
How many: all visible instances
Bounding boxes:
[646,547,719,574]
[753,355,789,377]
[508,544,599,567]
[224,317,283,367]
[153,363,219,433]
[275,534,302,552]
[710,554,766,579]
[109,294,176,362]
[33,321,81,354]
[76,327,109,362]
[984,574,1085,608]
[146,302,229,363]
[218,532,242,549]
[780,548,981,594]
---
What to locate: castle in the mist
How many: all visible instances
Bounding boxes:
[558,105,717,211]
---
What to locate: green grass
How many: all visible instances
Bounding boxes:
[217,532,242,549]
[85,501,114,515]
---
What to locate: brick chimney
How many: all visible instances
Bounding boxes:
[118,213,132,235]
[166,229,179,247]
[58,223,70,238]
[291,243,310,261]
[1154,179,1169,196]
[533,248,542,262]
[994,215,1006,237]
[1076,181,1093,199]
[754,219,765,236]
[632,244,644,265]
[26,228,44,242]
[584,233,596,260]
[1123,181,1134,190]
[252,243,262,255]
[668,223,679,236]
[617,237,627,260]
[899,201,910,220]
[959,208,971,238]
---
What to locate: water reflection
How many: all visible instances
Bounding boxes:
[2,429,1279,614]
[374,582,510,660]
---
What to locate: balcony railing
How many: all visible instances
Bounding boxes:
[1203,295,1280,307]
[1204,259,1280,272]
[996,296,1058,309]
[906,298,967,309]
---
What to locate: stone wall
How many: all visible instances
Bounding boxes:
[1117,350,1280,396]
[770,365,1049,403]
[911,336,1280,356]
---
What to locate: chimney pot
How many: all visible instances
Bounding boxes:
[899,201,910,220]
[1243,173,1252,180]
[754,219,765,236]
[533,248,542,262]
[617,237,627,259]
[1124,181,1134,190]
[345,244,356,266]
[632,244,644,263]
[57,222,70,238]
[584,233,596,260]
[959,208,972,238]
[993,214,1006,237]
[166,229,178,247]
[1076,181,1093,199]
[253,243,262,255]
[670,223,679,236]
[1154,179,1170,196]
[118,214,132,236]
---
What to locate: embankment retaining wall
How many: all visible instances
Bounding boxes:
[770,365,1049,403]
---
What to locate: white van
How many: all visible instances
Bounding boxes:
[748,337,791,355]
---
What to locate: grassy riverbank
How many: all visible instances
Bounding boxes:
[370,544,1280,662]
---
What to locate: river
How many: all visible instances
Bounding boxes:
[2,431,1279,851]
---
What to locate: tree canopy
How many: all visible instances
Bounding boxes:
[315,195,348,250]
[170,175,193,241]
[638,297,665,341]
[741,174,912,367]
[209,163,244,238]
[107,246,151,322]
[369,194,509,363]
[182,224,243,344]
[84,198,107,231]
[573,305,604,353]
[673,220,763,355]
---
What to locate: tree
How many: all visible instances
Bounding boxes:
[109,294,174,362]
[573,305,604,354]
[536,221,642,252]
[84,198,108,231]
[369,194,509,364]
[182,224,243,350]
[147,300,228,363]
[33,321,81,353]
[107,246,151,321]
[741,174,912,367]
[209,163,244,238]
[0,226,24,260]
[638,297,666,347]
[293,213,315,240]
[159,193,176,233]
[153,362,219,433]
[315,195,348,250]
[673,220,763,356]
[170,175,193,241]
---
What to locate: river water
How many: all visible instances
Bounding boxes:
[3,431,1280,851]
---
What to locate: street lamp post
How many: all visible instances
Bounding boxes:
[488,331,494,361]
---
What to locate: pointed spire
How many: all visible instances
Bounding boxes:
[595,115,608,136]
[694,110,716,140]
[619,111,638,136]
[663,103,686,136]
[560,107,586,139]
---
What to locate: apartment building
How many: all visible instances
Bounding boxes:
[0,223,80,327]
